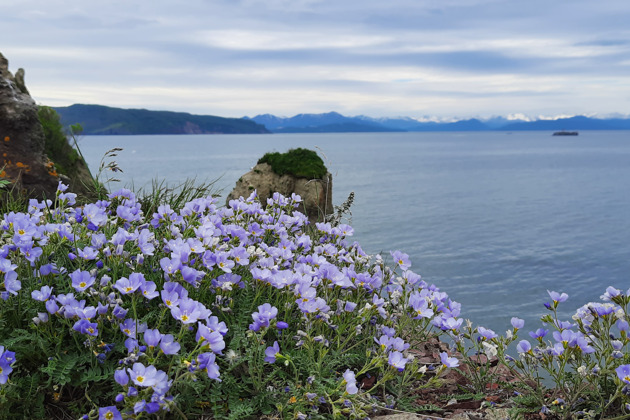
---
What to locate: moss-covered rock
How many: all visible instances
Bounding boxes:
[229,149,333,223]
[257,148,327,179]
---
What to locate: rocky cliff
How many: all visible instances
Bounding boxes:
[0,52,59,200]
[0,52,94,201]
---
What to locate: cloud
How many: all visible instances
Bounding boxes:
[2,0,630,118]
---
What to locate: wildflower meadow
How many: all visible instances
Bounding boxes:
[1,182,630,419]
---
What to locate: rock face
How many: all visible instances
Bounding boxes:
[227,162,333,223]
[0,52,59,200]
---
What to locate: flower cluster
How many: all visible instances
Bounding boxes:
[0,183,463,418]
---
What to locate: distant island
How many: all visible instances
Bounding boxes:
[53,104,630,134]
[53,104,269,135]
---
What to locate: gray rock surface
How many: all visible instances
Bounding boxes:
[0,52,59,199]
[227,162,333,223]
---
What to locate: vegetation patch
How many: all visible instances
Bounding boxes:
[257,148,327,179]
[38,106,83,178]
[1,175,630,419]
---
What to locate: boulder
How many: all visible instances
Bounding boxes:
[227,162,333,223]
[0,52,59,200]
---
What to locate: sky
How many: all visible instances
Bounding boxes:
[2,0,630,120]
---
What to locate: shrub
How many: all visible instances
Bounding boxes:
[257,148,327,179]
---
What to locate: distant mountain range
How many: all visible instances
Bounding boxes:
[53,104,269,135]
[52,104,630,135]
[246,112,630,133]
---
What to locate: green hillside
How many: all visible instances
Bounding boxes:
[53,104,270,135]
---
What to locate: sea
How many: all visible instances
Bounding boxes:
[78,131,630,336]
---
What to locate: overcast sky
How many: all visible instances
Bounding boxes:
[3,0,630,119]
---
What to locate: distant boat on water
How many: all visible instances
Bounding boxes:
[553,131,579,136]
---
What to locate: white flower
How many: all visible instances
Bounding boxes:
[418,366,427,374]
[226,349,239,364]
[577,365,587,377]
[482,342,498,358]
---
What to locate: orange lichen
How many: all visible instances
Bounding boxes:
[3,136,8,142]
[16,162,28,168]
[0,170,6,178]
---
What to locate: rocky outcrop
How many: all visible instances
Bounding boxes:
[227,162,333,223]
[0,52,59,200]
[0,52,95,201]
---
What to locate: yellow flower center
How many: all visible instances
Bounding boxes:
[136,375,144,383]
[18,229,25,235]
[105,412,114,420]
[165,300,172,306]
[79,282,86,288]
[181,315,189,321]
[125,287,133,292]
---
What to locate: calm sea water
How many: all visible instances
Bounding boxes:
[78,131,630,334]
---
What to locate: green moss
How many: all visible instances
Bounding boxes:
[257,148,327,179]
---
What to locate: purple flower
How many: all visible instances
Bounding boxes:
[197,352,221,381]
[2,271,20,296]
[144,329,162,347]
[159,334,181,355]
[343,369,358,394]
[70,270,96,292]
[45,299,59,314]
[391,250,411,270]
[160,256,182,277]
[196,323,225,354]
[547,290,569,304]
[616,365,630,384]
[113,273,145,294]
[98,406,122,420]
[73,319,98,336]
[127,363,158,387]
[529,328,549,340]
[249,303,278,331]
[215,252,235,273]
[0,359,13,384]
[388,351,409,371]
[114,369,129,386]
[516,340,532,354]
[140,281,159,300]
[83,204,108,228]
[511,317,525,329]
[77,246,98,260]
[265,341,280,363]
[477,326,498,340]
[440,352,459,368]
[441,317,464,332]
[120,318,141,338]
[171,297,205,324]
[31,285,53,301]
